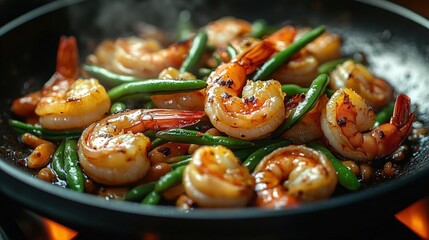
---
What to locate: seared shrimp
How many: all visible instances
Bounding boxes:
[282,94,329,144]
[78,109,206,185]
[253,145,337,209]
[329,60,393,109]
[35,79,110,130]
[321,88,415,161]
[87,37,191,79]
[183,145,254,208]
[204,17,252,48]
[272,30,341,86]
[150,67,206,111]
[11,36,79,117]
[214,26,296,64]
[205,40,285,140]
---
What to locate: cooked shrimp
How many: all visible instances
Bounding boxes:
[321,88,415,161]
[304,31,342,64]
[272,31,341,86]
[204,17,252,48]
[282,94,329,144]
[213,26,296,64]
[87,37,191,79]
[329,60,393,109]
[205,40,285,140]
[11,36,79,117]
[183,145,254,208]
[78,109,206,185]
[271,54,319,87]
[150,67,206,111]
[253,145,337,209]
[35,79,110,130]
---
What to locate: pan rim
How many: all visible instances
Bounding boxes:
[1,0,429,222]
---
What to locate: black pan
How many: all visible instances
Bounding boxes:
[1,0,429,238]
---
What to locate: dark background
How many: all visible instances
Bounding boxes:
[0,1,428,239]
[1,0,429,27]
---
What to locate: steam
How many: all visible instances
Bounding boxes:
[68,0,210,38]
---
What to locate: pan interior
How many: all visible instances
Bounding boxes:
[0,0,429,223]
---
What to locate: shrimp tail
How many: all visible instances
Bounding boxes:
[42,36,79,94]
[235,40,276,75]
[125,109,207,132]
[11,37,79,118]
[372,94,415,159]
[56,36,79,80]
[390,94,416,145]
[391,94,414,127]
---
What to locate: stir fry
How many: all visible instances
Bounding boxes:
[10,15,426,209]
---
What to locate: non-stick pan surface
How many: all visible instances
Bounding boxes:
[1,0,429,238]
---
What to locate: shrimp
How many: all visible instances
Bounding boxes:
[321,88,415,161]
[87,37,191,79]
[204,17,252,48]
[213,26,296,64]
[304,31,342,64]
[253,145,337,209]
[282,94,329,144]
[329,60,393,109]
[150,67,206,111]
[272,31,342,86]
[35,79,110,130]
[271,54,319,87]
[11,36,79,118]
[205,40,286,140]
[183,145,254,208]
[77,109,206,185]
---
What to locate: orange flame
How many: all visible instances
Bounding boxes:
[41,217,78,240]
[395,196,429,239]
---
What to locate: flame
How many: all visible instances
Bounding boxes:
[41,217,78,240]
[395,196,429,239]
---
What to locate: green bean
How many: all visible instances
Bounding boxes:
[142,191,161,205]
[198,67,213,78]
[253,25,326,80]
[249,19,278,38]
[231,139,287,162]
[108,79,207,102]
[64,139,85,192]
[232,148,255,162]
[281,84,309,96]
[212,52,223,66]
[250,19,269,38]
[373,102,394,128]
[9,120,82,140]
[124,182,156,202]
[154,165,186,193]
[155,128,254,149]
[243,140,292,171]
[143,100,156,109]
[110,102,127,114]
[282,84,335,97]
[272,74,329,138]
[317,58,349,74]
[82,64,144,87]
[143,130,157,138]
[169,157,191,169]
[141,165,187,205]
[226,44,237,59]
[306,141,360,191]
[167,154,191,163]
[149,138,168,151]
[182,120,214,131]
[177,10,193,41]
[52,140,66,180]
[180,31,208,73]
